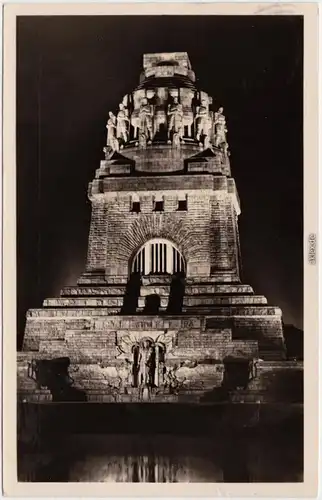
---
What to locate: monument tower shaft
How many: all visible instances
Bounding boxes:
[18,52,301,405]
[84,174,241,281]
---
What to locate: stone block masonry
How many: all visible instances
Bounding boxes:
[17,51,302,407]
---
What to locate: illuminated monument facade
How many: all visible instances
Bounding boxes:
[18,53,301,405]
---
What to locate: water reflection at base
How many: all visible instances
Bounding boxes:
[18,432,303,483]
[71,453,223,482]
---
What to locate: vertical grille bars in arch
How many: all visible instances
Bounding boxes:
[132,238,185,275]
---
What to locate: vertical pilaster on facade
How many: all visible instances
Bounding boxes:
[210,193,232,274]
[140,195,153,213]
[163,195,177,213]
[234,209,242,280]
[85,199,108,273]
[226,200,240,276]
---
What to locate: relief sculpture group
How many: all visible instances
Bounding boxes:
[106,89,229,153]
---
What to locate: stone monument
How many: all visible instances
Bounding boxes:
[17,52,302,411]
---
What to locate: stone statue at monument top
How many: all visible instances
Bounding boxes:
[214,106,228,148]
[106,111,119,151]
[195,99,211,142]
[167,97,184,140]
[138,98,154,142]
[116,103,130,143]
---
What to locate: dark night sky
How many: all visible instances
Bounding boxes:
[17,15,303,347]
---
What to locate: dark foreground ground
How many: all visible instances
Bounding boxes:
[18,403,303,482]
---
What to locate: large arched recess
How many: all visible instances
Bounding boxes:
[131,238,186,276]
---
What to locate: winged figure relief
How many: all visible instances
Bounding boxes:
[155,331,176,353]
[116,333,139,359]
[116,330,177,361]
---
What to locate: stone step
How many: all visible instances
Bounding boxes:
[77,273,109,285]
[43,297,124,307]
[139,285,171,297]
[185,276,245,284]
[141,275,172,286]
[184,284,254,295]
[26,307,121,318]
[61,286,127,297]
[183,295,267,306]
[61,284,256,298]
[182,305,281,316]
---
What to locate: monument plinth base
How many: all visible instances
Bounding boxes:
[18,305,301,404]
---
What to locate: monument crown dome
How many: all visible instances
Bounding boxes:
[104,51,229,161]
[140,52,195,82]
[135,75,197,91]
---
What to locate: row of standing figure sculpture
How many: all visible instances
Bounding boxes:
[106,96,229,153]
